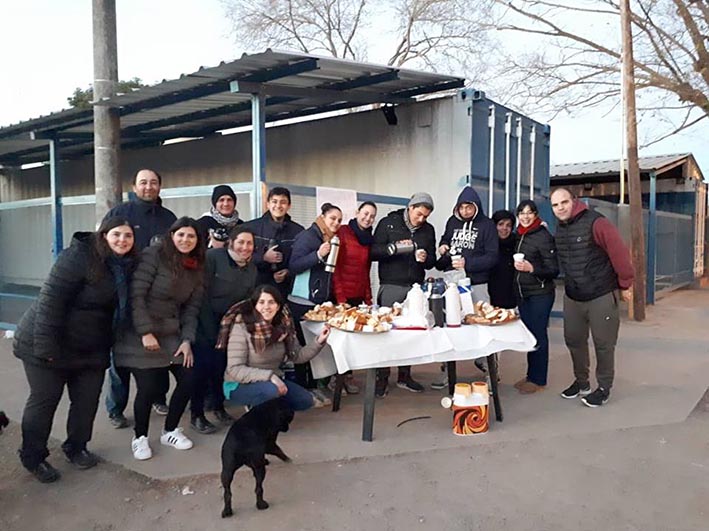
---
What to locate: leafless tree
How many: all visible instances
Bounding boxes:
[490,0,709,145]
[221,0,497,79]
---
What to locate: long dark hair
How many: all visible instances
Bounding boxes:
[159,216,206,277]
[88,217,137,282]
[240,284,288,331]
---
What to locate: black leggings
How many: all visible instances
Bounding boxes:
[131,365,193,438]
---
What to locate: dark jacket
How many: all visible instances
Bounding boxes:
[104,197,177,250]
[331,223,372,305]
[196,248,257,347]
[14,233,119,370]
[288,223,332,306]
[243,212,304,297]
[196,213,243,244]
[555,203,630,302]
[371,209,436,287]
[514,225,559,299]
[488,235,517,309]
[113,246,203,369]
[436,187,499,285]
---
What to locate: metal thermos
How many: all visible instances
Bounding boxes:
[268,239,279,271]
[386,240,417,256]
[325,235,340,273]
[429,278,446,327]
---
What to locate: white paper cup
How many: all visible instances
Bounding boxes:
[513,253,525,263]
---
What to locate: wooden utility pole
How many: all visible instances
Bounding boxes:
[93,0,122,223]
[621,0,646,320]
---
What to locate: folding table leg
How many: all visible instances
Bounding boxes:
[331,374,345,412]
[446,361,457,395]
[362,368,376,442]
[487,353,503,422]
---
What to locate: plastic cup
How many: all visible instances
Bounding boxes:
[513,253,525,263]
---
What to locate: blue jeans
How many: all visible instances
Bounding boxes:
[105,355,129,417]
[518,292,555,386]
[226,380,314,411]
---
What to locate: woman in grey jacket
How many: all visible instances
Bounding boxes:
[114,217,205,460]
[217,285,330,411]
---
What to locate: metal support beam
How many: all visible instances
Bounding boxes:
[647,171,657,304]
[232,80,412,105]
[251,93,266,217]
[49,139,64,259]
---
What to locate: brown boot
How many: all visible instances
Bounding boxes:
[518,381,544,394]
[513,378,528,390]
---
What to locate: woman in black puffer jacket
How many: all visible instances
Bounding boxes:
[14,217,137,482]
[113,217,204,461]
[512,200,559,394]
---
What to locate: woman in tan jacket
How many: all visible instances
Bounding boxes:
[217,284,330,410]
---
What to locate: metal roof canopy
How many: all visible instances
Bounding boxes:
[550,153,702,181]
[0,49,465,166]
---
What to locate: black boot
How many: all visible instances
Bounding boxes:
[190,414,218,434]
[65,448,99,470]
[28,461,61,483]
[213,409,235,424]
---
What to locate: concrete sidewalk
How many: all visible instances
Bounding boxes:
[1,287,708,480]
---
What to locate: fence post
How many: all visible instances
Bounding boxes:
[646,171,656,304]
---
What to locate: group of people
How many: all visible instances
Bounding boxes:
[13,168,633,484]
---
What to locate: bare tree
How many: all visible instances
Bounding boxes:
[490,0,709,144]
[221,0,496,78]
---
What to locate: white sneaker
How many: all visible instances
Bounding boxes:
[160,427,193,450]
[131,436,152,460]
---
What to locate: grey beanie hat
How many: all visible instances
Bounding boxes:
[408,192,434,211]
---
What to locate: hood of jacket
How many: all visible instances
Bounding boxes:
[559,199,589,225]
[454,186,484,221]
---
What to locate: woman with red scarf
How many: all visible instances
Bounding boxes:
[331,201,377,394]
[512,200,559,394]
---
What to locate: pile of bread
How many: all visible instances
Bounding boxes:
[327,305,397,333]
[303,302,350,321]
[463,301,518,325]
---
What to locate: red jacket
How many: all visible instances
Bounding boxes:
[332,224,373,304]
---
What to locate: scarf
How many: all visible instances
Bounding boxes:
[182,256,200,270]
[215,299,298,358]
[106,254,134,330]
[403,208,420,232]
[517,217,543,236]
[227,248,250,266]
[315,216,336,242]
[348,218,374,246]
[210,205,241,229]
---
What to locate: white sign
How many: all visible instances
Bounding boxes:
[315,186,358,222]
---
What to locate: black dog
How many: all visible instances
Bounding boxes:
[0,411,8,434]
[220,398,295,518]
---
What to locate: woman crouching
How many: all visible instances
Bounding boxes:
[219,285,330,410]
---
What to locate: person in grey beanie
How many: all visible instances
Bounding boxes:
[370,192,437,396]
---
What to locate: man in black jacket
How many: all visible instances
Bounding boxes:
[243,187,304,299]
[371,192,437,396]
[104,169,177,427]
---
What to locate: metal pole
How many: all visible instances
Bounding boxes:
[251,93,266,217]
[487,105,496,214]
[647,171,657,304]
[621,0,647,320]
[516,118,523,206]
[619,41,626,205]
[504,113,512,210]
[93,0,122,223]
[49,139,64,259]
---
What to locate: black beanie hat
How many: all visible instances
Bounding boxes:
[211,185,236,207]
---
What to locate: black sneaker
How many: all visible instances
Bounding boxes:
[190,415,218,434]
[212,409,235,424]
[396,376,424,393]
[108,413,129,429]
[581,387,610,408]
[29,461,61,483]
[375,379,389,398]
[560,381,592,399]
[65,449,99,470]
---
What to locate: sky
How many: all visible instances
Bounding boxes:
[1,0,707,180]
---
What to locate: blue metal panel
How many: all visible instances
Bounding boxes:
[647,172,657,304]
[251,93,266,217]
[49,138,63,259]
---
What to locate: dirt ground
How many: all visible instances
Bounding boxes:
[1,392,708,531]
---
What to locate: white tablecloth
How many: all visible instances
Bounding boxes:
[302,321,537,378]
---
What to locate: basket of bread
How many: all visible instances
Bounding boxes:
[303,302,350,322]
[463,301,519,326]
[327,305,394,333]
